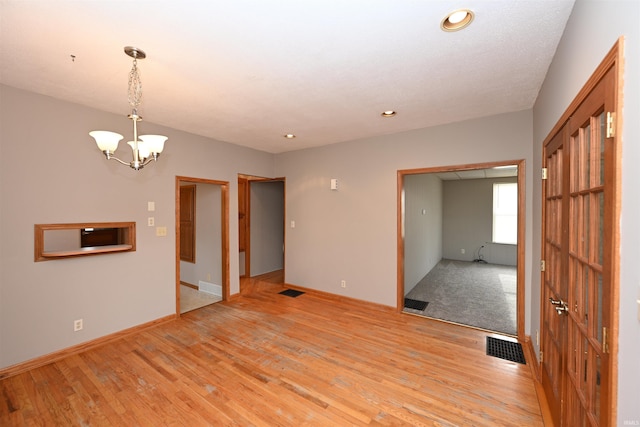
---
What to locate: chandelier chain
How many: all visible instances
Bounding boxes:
[128,58,143,110]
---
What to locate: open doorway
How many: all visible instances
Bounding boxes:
[238,174,285,283]
[397,160,525,338]
[175,176,229,315]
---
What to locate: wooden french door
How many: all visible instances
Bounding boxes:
[541,44,620,427]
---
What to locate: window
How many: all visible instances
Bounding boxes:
[493,182,518,244]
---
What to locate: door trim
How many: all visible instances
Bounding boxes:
[175,176,230,315]
[539,37,623,426]
[397,159,526,340]
[238,174,286,279]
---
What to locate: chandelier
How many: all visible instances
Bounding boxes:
[89,47,167,170]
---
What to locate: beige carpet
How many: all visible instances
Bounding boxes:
[180,285,222,314]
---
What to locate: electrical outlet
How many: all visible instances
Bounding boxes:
[148,217,155,227]
[74,319,83,332]
[341,280,346,288]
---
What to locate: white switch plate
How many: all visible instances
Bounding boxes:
[290,220,295,228]
[330,178,338,191]
[156,226,167,237]
[148,201,155,211]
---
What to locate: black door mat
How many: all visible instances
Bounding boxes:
[279,289,305,298]
[404,298,429,311]
[486,336,526,364]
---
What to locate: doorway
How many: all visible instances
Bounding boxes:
[175,176,230,315]
[238,175,285,281]
[398,160,525,338]
[540,41,621,426]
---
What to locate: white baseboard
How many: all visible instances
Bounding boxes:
[198,280,222,297]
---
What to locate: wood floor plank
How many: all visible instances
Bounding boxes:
[0,279,544,426]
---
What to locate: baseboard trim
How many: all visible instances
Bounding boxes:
[180,280,198,290]
[284,283,396,314]
[0,314,176,380]
[523,336,541,381]
[522,336,554,426]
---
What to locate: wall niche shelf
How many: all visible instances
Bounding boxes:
[34,222,136,262]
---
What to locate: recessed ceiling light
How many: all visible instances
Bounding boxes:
[284,133,296,139]
[381,110,397,117]
[441,9,474,32]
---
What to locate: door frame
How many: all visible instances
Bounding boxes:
[539,38,622,426]
[397,159,526,340]
[175,176,230,315]
[238,174,286,279]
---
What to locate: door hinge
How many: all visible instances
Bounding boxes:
[541,168,548,180]
[606,112,616,138]
[539,351,543,363]
[603,327,609,353]
[540,259,546,272]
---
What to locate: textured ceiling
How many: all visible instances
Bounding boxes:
[0,0,575,153]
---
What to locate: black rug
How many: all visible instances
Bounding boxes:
[486,336,526,364]
[404,298,429,311]
[279,289,305,298]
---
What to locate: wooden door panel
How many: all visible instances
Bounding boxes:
[180,185,196,263]
[542,128,567,426]
[542,58,617,426]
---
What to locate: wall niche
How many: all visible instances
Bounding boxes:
[34,222,136,261]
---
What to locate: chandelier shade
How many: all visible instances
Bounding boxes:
[90,47,167,171]
[89,130,124,153]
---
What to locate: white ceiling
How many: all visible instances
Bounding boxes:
[0,0,575,154]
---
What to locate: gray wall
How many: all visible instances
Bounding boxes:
[532,0,640,422]
[250,181,284,276]
[0,85,275,368]
[442,177,517,266]
[403,174,442,292]
[275,109,533,309]
[180,183,222,287]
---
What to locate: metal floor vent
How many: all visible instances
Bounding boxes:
[486,337,526,364]
[279,289,305,298]
[404,298,428,311]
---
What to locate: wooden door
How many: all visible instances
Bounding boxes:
[180,185,196,263]
[542,124,568,426]
[541,51,619,426]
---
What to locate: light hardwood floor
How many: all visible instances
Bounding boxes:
[1,277,544,426]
